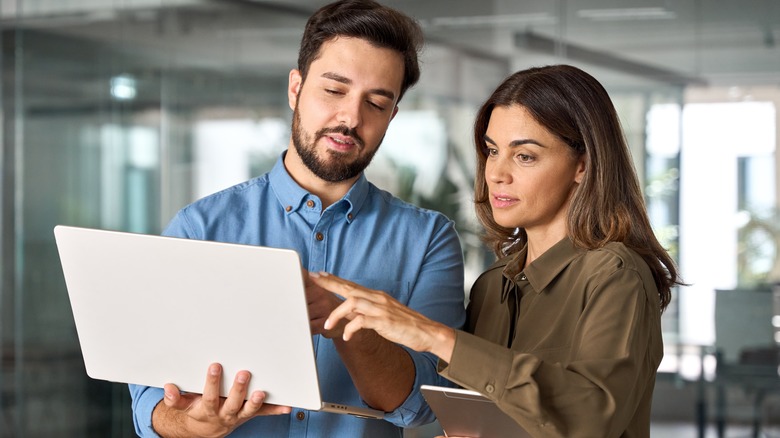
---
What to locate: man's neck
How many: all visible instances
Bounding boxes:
[283,144,359,209]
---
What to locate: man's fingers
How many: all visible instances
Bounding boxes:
[258,402,293,416]
[238,391,265,418]
[201,363,223,412]
[162,384,187,410]
[240,392,292,418]
[221,370,251,417]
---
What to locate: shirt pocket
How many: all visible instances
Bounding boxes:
[348,278,412,305]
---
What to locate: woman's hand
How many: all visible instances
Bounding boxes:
[309,272,456,362]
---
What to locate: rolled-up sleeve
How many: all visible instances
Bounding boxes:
[129,384,163,438]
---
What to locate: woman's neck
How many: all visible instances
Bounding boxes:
[524,226,567,269]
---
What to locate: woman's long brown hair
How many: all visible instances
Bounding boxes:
[473,65,682,311]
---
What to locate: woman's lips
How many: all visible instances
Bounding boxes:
[491,193,518,208]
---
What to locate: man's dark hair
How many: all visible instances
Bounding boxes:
[297,0,423,102]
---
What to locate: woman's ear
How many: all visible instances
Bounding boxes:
[574,156,586,184]
[288,69,303,111]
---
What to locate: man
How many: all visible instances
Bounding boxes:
[129,1,466,436]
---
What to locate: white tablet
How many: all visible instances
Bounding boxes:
[421,385,532,437]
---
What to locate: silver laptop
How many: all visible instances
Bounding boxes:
[421,385,532,437]
[54,225,383,419]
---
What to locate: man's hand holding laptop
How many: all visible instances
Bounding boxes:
[157,363,291,437]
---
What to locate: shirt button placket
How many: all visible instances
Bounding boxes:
[309,208,331,274]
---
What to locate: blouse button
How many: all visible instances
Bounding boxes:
[485,384,495,394]
[306,200,315,208]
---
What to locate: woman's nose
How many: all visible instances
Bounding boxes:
[486,156,512,184]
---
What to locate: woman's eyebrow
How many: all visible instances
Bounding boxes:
[483,134,545,148]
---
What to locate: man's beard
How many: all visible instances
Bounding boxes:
[291,107,381,183]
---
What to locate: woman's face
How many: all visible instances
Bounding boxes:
[483,105,585,235]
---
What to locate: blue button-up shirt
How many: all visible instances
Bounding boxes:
[130,154,466,437]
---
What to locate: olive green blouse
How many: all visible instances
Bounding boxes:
[438,237,663,438]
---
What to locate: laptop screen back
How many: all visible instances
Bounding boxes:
[54,225,322,410]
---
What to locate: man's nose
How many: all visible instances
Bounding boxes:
[336,96,362,128]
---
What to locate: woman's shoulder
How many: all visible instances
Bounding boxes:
[576,242,653,283]
[470,252,518,290]
[586,241,643,265]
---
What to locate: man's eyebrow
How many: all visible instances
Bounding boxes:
[321,72,396,101]
[483,134,545,148]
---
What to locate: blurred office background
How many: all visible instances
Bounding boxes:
[1,0,779,436]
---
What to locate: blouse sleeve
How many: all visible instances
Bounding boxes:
[439,264,663,438]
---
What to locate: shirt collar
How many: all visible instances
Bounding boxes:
[339,172,368,223]
[269,151,369,223]
[502,236,582,295]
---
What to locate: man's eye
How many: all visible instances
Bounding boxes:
[368,101,385,111]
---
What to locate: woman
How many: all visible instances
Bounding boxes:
[312,64,683,437]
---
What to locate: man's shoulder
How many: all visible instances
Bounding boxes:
[185,174,271,211]
[365,183,452,223]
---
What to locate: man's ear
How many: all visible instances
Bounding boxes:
[390,105,399,121]
[288,69,303,110]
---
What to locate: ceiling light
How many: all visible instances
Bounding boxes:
[515,31,706,87]
[110,74,137,101]
[577,7,676,21]
[428,13,555,28]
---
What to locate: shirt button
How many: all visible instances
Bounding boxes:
[347,213,353,220]
[285,206,292,212]
[315,232,324,241]
[306,200,315,208]
[519,274,527,281]
[485,384,495,393]
[296,411,305,421]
